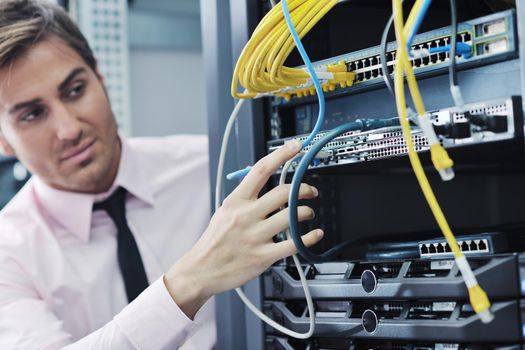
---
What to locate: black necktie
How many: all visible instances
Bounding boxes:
[93,187,149,302]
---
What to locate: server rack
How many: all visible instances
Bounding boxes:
[201,1,525,349]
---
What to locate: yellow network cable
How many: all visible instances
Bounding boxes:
[392,0,493,323]
[231,0,354,100]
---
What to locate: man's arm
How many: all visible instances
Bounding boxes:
[164,139,323,319]
[0,256,197,349]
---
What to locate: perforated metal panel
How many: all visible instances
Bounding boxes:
[69,0,132,136]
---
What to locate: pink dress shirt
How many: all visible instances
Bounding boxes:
[0,135,216,349]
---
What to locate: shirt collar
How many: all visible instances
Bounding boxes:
[33,137,155,243]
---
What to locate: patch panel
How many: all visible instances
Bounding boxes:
[267,96,519,172]
[274,9,516,103]
[351,32,472,85]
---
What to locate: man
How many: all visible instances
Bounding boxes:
[0,0,323,348]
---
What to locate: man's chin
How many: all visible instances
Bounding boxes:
[57,163,110,193]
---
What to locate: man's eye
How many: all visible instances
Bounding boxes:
[67,83,85,99]
[20,107,45,122]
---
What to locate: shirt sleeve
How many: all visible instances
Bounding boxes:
[0,263,199,350]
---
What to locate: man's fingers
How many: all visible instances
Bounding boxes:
[231,140,301,200]
[255,183,318,217]
[267,229,324,262]
[254,205,315,240]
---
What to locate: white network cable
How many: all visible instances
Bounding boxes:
[215,98,316,339]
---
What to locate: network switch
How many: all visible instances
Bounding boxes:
[418,232,508,259]
[272,10,517,103]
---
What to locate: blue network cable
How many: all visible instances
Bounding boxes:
[227,0,326,181]
[281,0,325,148]
[406,0,433,49]
[288,118,401,263]
[428,43,471,58]
[410,42,471,59]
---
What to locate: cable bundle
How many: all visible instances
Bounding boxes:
[391,0,493,323]
[231,0,354,101]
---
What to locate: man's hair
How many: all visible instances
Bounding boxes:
[0,0,96,71]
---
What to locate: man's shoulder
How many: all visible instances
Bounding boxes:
[123,135,210,187]
[125,134,209,160]
[0,181,40,248]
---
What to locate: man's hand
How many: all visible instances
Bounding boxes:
[164,139,323,319]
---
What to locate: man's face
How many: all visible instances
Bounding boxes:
[0,37,120,193]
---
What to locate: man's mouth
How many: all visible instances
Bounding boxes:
[60,138,96,163]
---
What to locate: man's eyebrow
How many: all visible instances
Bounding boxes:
[8,98,43,114]
[7,67,87,115]
[58,67,87,93]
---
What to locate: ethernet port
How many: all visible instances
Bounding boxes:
[430,54,438,64]
[357,73,364,81]
[414,58,422,67]
[364,71,371,80]
[371,56,379,66]
[348,62,356,71]
[420,244,429,255]
[438,52,447,62]
[389,52,396,61]
[444,244,452,253]
[461,241,469,252]
[436,244,445,253]
[387,65,393,74]
[371,69,379,78]
[422,56,429,66]
[464,31,472,42]
[469,241,477,251]
[478,240,487,251]
[429,244,437,254]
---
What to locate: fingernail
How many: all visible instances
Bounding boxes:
[285,139,301,151]
[310,186,319,197]
[317,229,324,239]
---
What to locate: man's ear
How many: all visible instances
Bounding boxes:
[0,134,14,157]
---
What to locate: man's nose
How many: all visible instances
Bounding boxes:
[53,102,82,141]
